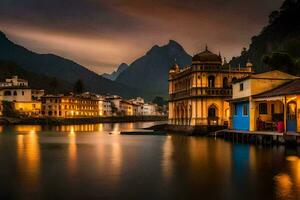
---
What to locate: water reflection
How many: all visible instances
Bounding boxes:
[162,136,174,182]
[68,129,77,175]
[2,122,300,199]
[16,129,40,190]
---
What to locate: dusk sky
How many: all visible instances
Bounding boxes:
[0,0,283,74]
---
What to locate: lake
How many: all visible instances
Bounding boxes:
[0,122,299,200]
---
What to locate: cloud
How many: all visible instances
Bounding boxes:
[0,0,283,73]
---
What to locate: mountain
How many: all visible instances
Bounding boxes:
[0,31,139,98]
[230,0,300,74]
[116,40,192,98]
[102,63,129,80]
[0,60,72,93]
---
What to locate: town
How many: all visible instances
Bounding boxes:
[0,75,166,123]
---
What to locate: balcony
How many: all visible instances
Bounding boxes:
[169,87,232,101]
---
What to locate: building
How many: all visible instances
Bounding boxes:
[168,46,252,129]
[129,97,145,115]
[120,100,134,116]
[14,101,42,116]
[142,103,158,116]
[106,95,122,115]
[41,94,100,118]
[229,70,299,132]
[98,96,112,116]
[0,76,28,87]
[0,76,43,116]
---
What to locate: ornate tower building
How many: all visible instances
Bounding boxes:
[168,47,252,131]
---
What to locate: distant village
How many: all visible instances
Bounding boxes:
[0,76,166,120]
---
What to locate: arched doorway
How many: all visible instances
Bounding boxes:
[208,75,215,88]
[208,105,218,125]
[287,101,297,132]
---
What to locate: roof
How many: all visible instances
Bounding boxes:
[192,48,222,63]
[253,79,300,98]
[227,97,250,103]
[234,70,299,83]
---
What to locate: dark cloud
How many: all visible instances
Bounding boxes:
[0,0,283,73]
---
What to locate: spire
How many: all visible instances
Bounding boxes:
[205,44,208,51]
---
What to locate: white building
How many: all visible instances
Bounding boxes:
[98,96,112,116]
[142,103,158,116]
[106,95,122,115]
[0,76,28,87]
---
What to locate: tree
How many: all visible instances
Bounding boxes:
[49,77,59,93]
[2,101,18,117]
[269,10,280,24]
[73,79,84,94]
[241,47,247,56]
[152,96,167,106]
[263,52,296,74]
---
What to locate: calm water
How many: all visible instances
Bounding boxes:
[0,122,300,199]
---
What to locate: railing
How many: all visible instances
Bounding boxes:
[169,87,232,101]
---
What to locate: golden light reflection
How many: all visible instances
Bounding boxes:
[275,173,293,199]
[162,135,174,181]
[110,136,123,185]
[15,125,41,133]
[68,129,77,175]
[16,130,40,189]
[286,155,299,162]
[249,146,257,172]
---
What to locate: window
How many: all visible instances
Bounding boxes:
[208,107,216,118]
[240,83,244,91]
[4,91,12,96]
[13,91,17,96]
[259,103,268,114]
[22,91,24,95]
[243,104,248,116]
[208,76,215,88]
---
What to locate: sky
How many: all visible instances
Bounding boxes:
[0,0,283,74]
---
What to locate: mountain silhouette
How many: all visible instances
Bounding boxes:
[116,40,192,98]
[0,31,139,98]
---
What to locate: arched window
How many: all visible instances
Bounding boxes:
[208,75,215,88]
[3,91,12,96]
[208,106,217,118]
[13,91,17,96]
[232,77,237,83]
[223,77,228,88]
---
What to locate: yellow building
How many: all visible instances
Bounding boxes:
[230,70,300,133]
[168,47,252,129]
[120,100,135,116]
[14,101,41,116]
[41,94,100,118]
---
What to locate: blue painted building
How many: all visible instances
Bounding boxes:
[232,101,250,130]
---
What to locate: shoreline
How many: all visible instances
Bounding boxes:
[0,115,167,125]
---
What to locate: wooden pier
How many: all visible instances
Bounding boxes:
[212,129,300,145]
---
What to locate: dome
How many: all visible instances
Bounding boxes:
[169,63,180,73]
[192,47,222,63]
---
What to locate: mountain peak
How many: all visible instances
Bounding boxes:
[168,40,181,47]
[0,31,8,40]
